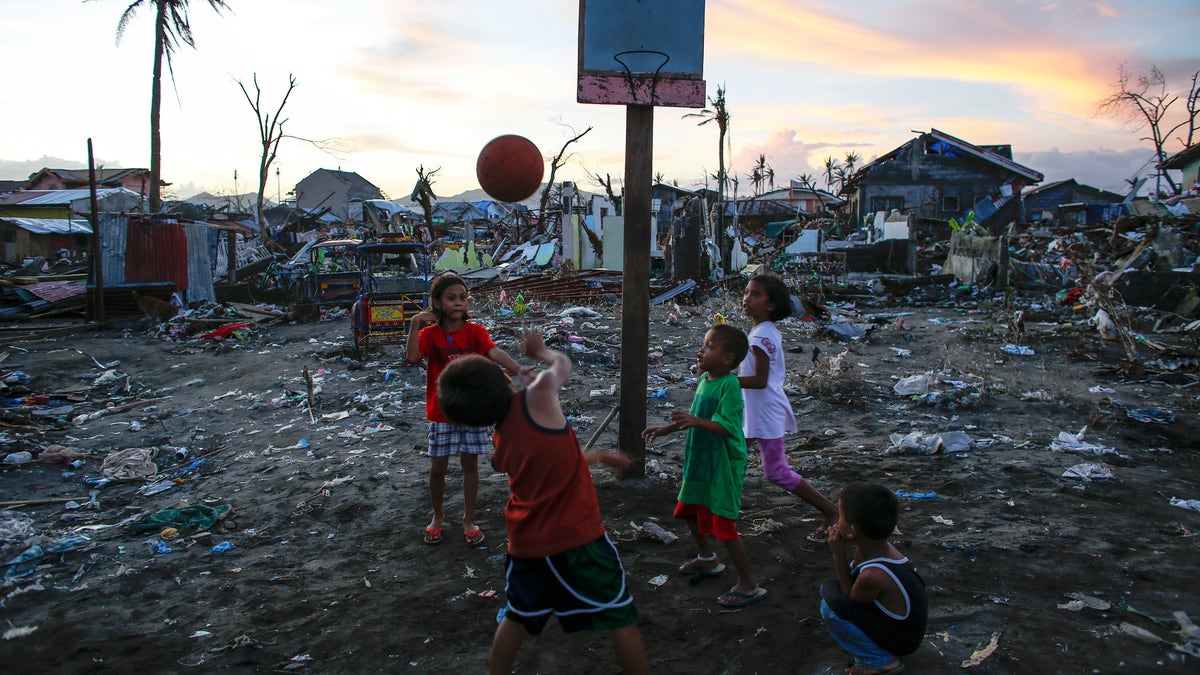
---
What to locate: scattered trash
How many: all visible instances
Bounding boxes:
[1057,592,1110,611]
[1049,427,1124,457]
[887,430,972,455]
[961,630,1002,668]
[648,574,669,587]
[1001,344,1035,356]
[894,372,936,396]
[638,521,679,544]
[895,491,939,500]
[1126,408,1175,424]
[931,515,955,526]
[1062,463,1114,481]
[1170,497,1200,514]
[211,541,234,554]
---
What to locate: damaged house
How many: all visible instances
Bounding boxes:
[295,169,384,223]
[1023,179,1125,226]
[843,128,1044,230]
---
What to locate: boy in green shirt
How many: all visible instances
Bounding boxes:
[643,324,767,609]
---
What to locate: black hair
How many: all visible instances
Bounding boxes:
[429,272,470,320]
[839,482,899,541]
[437,354,514,427]
[749,273,793,321]
[709,324,749,367]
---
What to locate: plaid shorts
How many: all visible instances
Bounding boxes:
[427,421,493,457]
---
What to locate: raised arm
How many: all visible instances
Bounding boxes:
[520,326,570,427]
[405,311,437,364]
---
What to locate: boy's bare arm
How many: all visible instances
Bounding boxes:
[667,410,732,437]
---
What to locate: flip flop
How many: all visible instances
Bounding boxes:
[464,527,485,547]
[845,661,905,675]
[678,557,727,576]
[806,525,831,543]
[717,586,768,608]
[423,526,443,545]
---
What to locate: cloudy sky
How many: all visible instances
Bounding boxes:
[3,1,1198,201]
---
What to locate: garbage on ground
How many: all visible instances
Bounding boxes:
[1048,427,1125,457]
[1001,344,1035,356]
[895,491,939,500]
[1170,497,1200,514]
[894,372,936,396]
[1126,407,1175,424]
[638,521,679,544]
[1061,463,1114,482]
[887,430,973,455]
[99,447,158,480]
[1057,593,1110,611]
[127,504,231,534]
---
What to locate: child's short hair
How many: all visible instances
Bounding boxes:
[430,272,469,319]
[437,355,513,426]
[750,273,793,321]
[709,324,749,366]
[839,483,899,541]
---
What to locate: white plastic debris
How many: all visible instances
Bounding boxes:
[894,372,936,395]
[1062,463,1114,481]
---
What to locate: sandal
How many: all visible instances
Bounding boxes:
[464,527,485,547]
[845,660,905,675]
[806,525,831,543]
[717,586,768,608]
[423,526,443,545]
[678,556,726,576]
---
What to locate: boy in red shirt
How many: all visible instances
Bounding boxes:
[438,327,648,675]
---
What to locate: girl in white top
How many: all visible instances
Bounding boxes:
[737,274,838,541]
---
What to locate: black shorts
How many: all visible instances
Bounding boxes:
[501,534,638,635]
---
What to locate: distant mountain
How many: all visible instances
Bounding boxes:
[179,191,275,210]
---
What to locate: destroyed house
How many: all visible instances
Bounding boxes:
[0,188,142,262]
[1023,179,1124,226]
[294,169,384,222]
[843,128,1044,230]
[24,167,151,194]
[1159,143,1200,194]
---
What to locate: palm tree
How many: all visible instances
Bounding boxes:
[111,0,231,212]
[684,85,731,271]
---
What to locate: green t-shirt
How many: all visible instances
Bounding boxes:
[678,372,747,519]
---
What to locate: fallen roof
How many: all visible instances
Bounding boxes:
[0,217,94,235]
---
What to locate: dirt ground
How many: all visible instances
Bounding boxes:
[1,285,1198,674]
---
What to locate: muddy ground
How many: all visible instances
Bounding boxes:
[1,285,1198,674]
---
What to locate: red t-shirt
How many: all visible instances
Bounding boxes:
[418,321,497,422]
[492,392,605,558]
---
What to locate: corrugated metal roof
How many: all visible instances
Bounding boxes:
[0,217,93,234]
[0,188,138,206]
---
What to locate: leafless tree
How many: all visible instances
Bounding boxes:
[582,169,623,215]
[105,0,231,213]
[1098,64,1200,195]
[536,125,593,234]
[237,73,296,239]
[412,165,439,234]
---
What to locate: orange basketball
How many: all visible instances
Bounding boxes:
[476,135,544,203]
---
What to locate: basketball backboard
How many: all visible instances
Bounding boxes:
[578,0,706,107]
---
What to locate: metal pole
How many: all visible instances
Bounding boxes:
[619,105,653,478]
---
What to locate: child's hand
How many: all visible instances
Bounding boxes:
[517,365,536,386]
[642,426,664,443]
[519,324,548,360]
[411,311,437,325]
[668,410,698,429]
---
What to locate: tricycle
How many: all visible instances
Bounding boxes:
[350,240,433,359]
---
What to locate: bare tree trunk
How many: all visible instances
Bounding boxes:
[148,2,167,213]
[537,127,592,234]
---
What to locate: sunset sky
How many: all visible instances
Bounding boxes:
[3,1,1198,202]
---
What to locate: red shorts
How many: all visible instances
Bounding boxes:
[674,502,740,541]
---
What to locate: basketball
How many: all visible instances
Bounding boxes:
[476,134,544,203]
